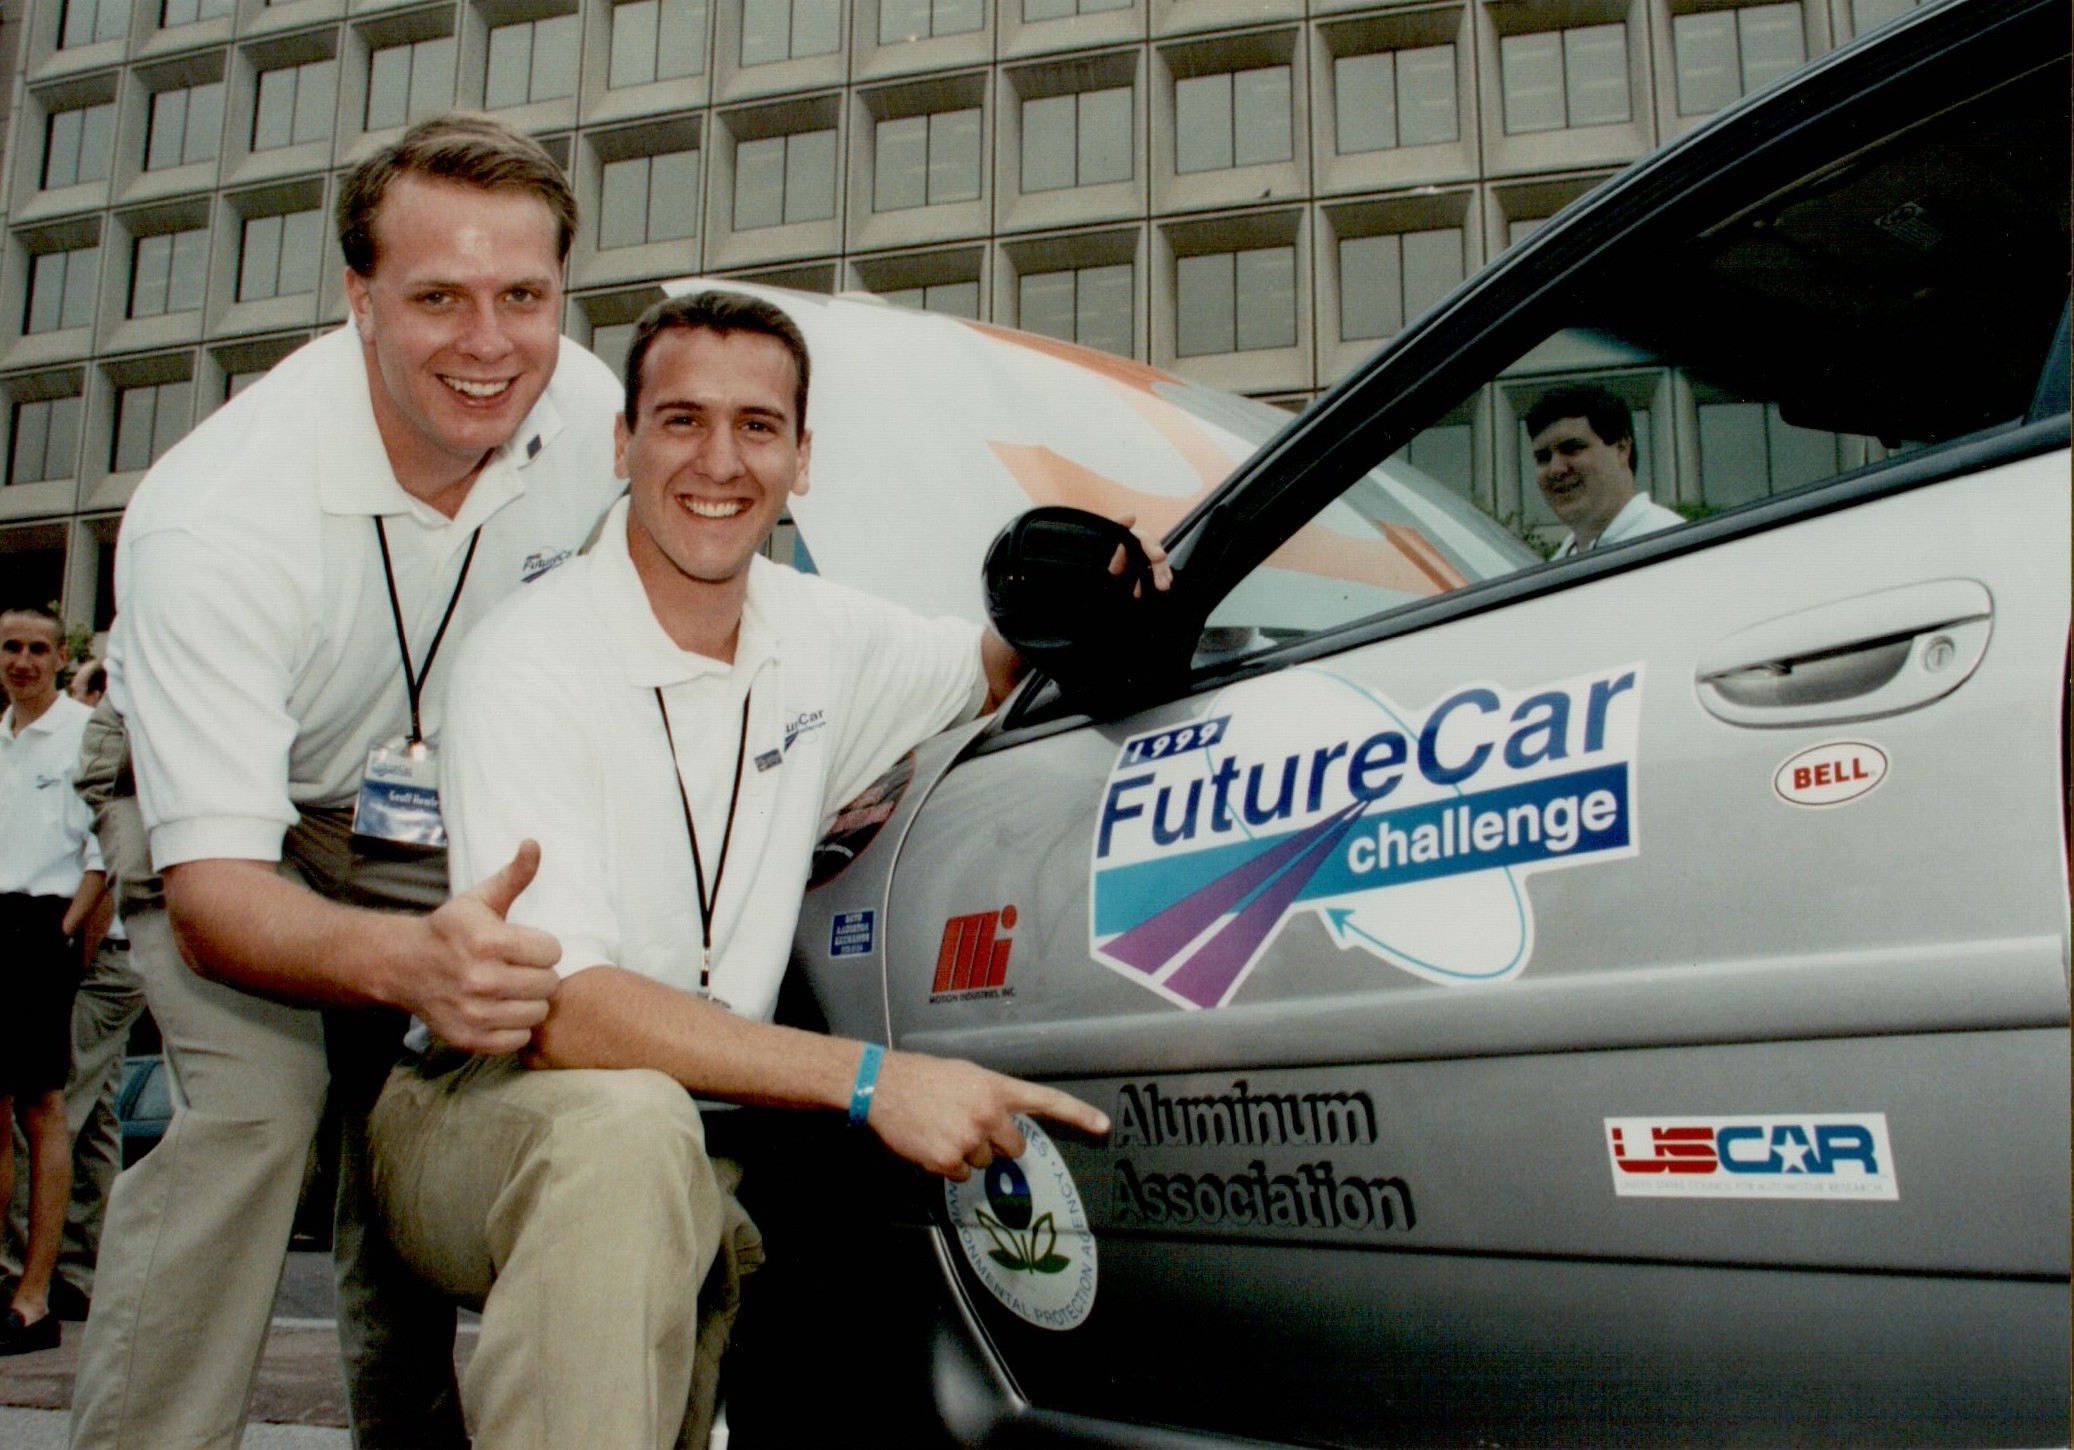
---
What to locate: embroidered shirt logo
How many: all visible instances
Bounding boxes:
[519,548,574,583]
[783,710,827,751]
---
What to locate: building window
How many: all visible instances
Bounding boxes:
[366,37,457,132]
[1022,0,1129,19]
[733,130,836,228]
[237,210,322,301]
[880,280,978,316]
[253,60,338,150]
[1499,23,1629,134]
[879,0,981,44]
[59,0,128,48]
[599,151,700,248]
[873,109,980,212]
[1019,262,1130,355]
[1672,3,1804,115]
[1174,66,1291,174]
[111,379,193,472]
[609,0,707,87]
[160,0,231,26]
[486,15,581,109]
[225,368,266,398]
[1334,46,1457,152]
[1339,228,1461,341]
[41,103,116,189]
[24,247,99,335]
[739,0,839,66]
[1697,399,1847,507]
[9,396,83,485]
[1022,87,1130,192]
[1851,0,1919,29]
[146,84,225,171]
[590,321,636,377]
[129,229,209,317]
[1176,245,1293,356]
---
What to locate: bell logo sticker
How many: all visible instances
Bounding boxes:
[1774,741,1888,807]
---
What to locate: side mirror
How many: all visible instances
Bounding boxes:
[983,507,1175,710]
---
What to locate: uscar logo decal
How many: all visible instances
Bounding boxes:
[1091,665,1643,1007]
[943,1116,1097,1330]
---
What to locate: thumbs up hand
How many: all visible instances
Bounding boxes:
[412,839,564,1053]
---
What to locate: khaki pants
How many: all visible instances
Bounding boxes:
[72,810,465,1450]
[370,1053,762,1450]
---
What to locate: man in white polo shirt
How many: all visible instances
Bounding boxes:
[1527,384,1684,558]
[0,604,104,1358]
[367,290,1159,1449]
[77,115,623,1450]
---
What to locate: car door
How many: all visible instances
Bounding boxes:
[846,3,2070,1445]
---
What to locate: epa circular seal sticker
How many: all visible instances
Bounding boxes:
[943,1115,1097,1331]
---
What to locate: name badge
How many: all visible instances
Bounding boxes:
[352,737,446,848]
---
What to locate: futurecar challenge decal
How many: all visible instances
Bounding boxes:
[1092,665,1643,1007]
[943,1116,1097,1330]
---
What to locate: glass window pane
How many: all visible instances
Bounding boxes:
[293,61,336,144]
[927,108,981,204]
[186,82,223,161]
[169,228,207,311]
[1081,0,1129,10]
[132,234,172,317]
[1697,400,1767,508]
[1174,74,1233,173]
[599,156,650,247]
[1077,262,1132,355]
[1564,23,1630,127]
[147,91,187,171]
[1507,216,1545,247]
[1335,53,1396,154]
[161,0,197,26]
[1406,420,1473,497]
[12,402,50,484]
[591,322,636,378]
[1400,227,1462,318]
[881,0,930,43]
[1673,11,1738,115]
[96,0,128,43]
[792,0,840,55]
[926,280,979,317]
[657,0,706,77]
[277,210,322,296]
[1231,65,1290,167]
[1738,3,1805,92]
[740,0,787,65]
[152,381,192,461]
[1500,32,1564,134]
[367,48,409,130]
[77,104,112,182]
[61,248,98,330]
[45,110,83,188]
[1078,86,1131,184]
[649,148,700,240]
[1396,44,1457,146]
[240,214,282,300]
[611,0,659,86]
[26,255,63,334]
[46,396,79,479]
[1234,245,1294,350]
[1339,233,1402,341]
[1019,269,1074,340]
[485,23,532,108]
[1176,252,1235,356]
[875,115,927,211]
[409,37,456,120]
[1023,0,1072,18]
[1851,0,1915,29]
[1765,402,1836,491]
[934,0,982,35]
[532,14,581,100]
[254,68,292,148]
[880,286,923,309]
[734,136,785,229]
[114,390,156,472]
[1021,94,1074,192]
[786,129,837,220]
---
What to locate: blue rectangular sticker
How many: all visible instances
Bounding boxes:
[829,909,875,958]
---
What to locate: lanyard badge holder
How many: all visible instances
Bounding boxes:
[655,687,752,1012]
[353,519,481,851]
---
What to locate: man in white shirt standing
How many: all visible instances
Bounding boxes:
[0,604,104,1357]
[1527,385,1685,558]
[76,115,623,1449]
[367,290,1159,1449]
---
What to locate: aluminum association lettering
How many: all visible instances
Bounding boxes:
[1091,665,1643,1008]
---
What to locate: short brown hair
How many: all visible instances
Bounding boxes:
[336,114,577,278]
[623,291,812,436]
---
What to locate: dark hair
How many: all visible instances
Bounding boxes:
[1,602,64,632]
[622,291,812,436]
[1524,384,1633,451]
[336,114,578,278]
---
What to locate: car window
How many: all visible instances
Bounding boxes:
[1201,47,2067,665]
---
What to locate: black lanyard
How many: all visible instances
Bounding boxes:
[373,517,481,745]
[655,686,752,999]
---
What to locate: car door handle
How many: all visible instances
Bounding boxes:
[1695,578,1992,727]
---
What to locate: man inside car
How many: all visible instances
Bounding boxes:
[1526,384,1683,557]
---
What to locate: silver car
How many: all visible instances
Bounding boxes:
[782,0,2070,1442]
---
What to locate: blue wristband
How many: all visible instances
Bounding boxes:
[848,1043,885,1127]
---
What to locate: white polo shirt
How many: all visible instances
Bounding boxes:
[1553,492,1684,559]
[109,325,625,870]
[441,496,986,1025]
[0,694,104,897]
